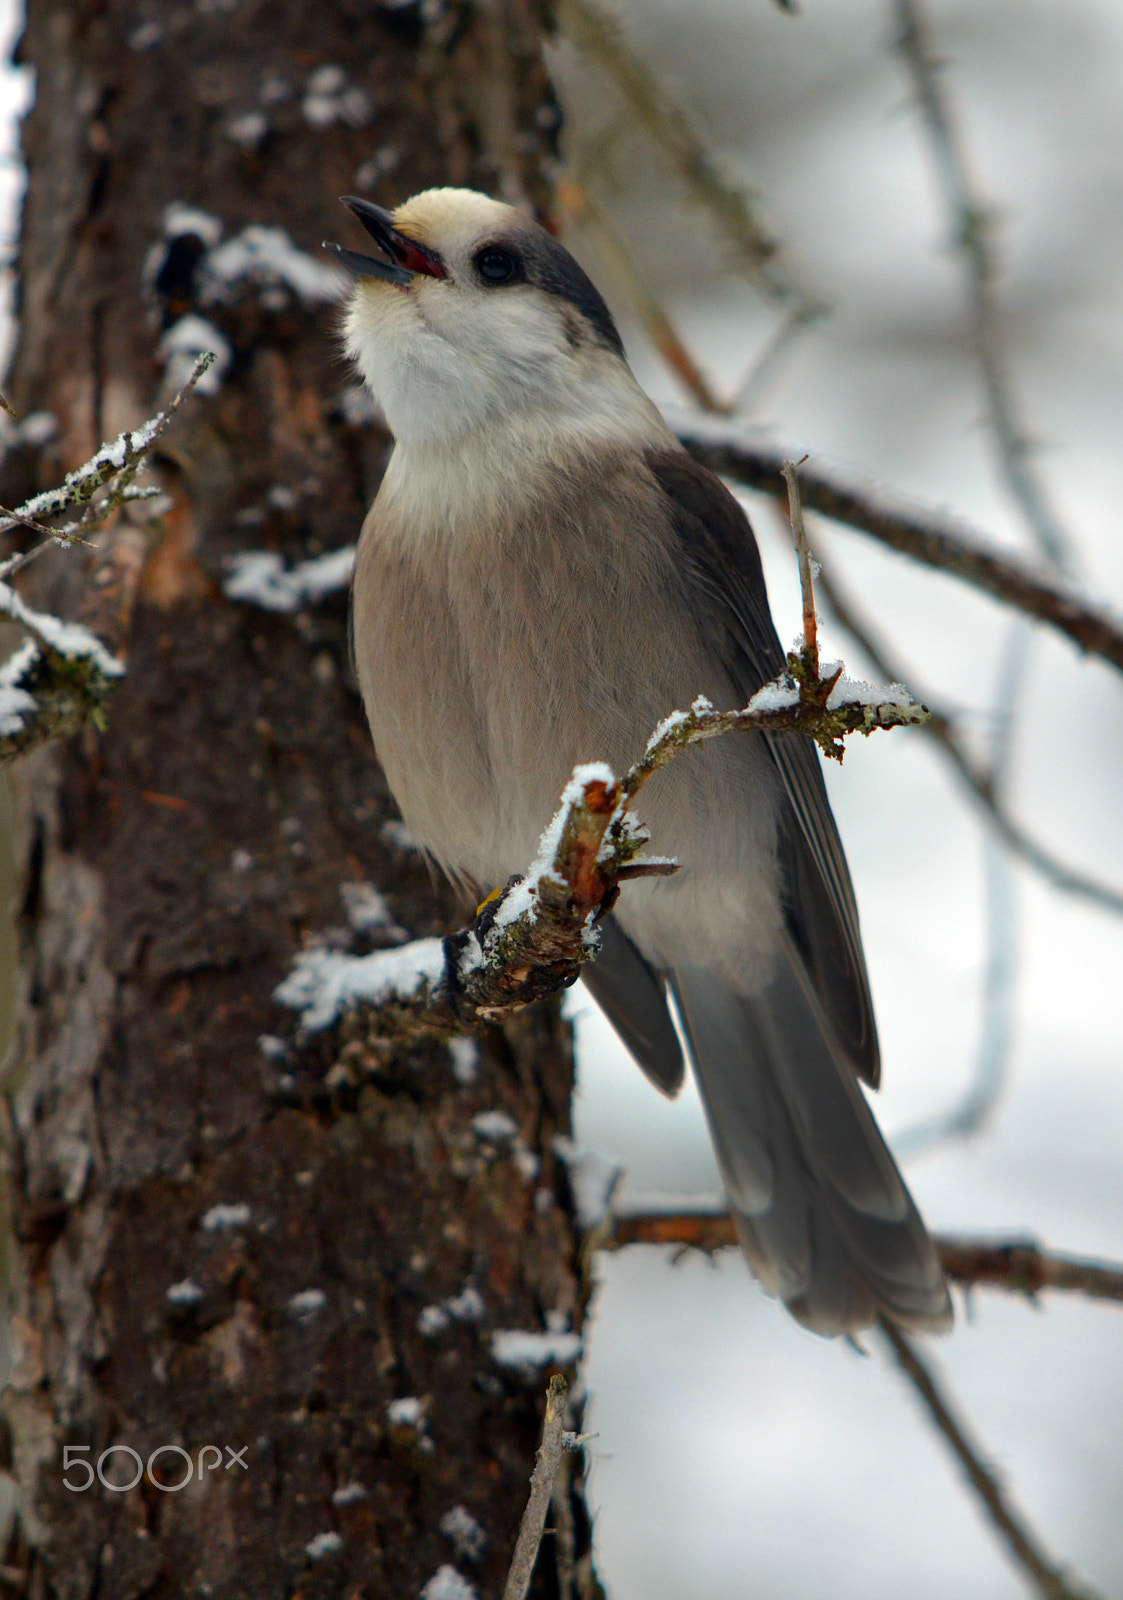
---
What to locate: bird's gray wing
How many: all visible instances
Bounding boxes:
[644,445,880,1086]
[639,446,947,1333]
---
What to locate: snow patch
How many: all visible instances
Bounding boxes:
[439,1505,486,1561]
[380,818,420,853]
[553,1137,624,1232]
[419,1567,478,1600]
[340,880,408,942]
[274,938,444,1031]
[418,1282,484,1338]
[201,1203,251,1232]
[223,546,355,613]
[826,672,915,710]
[417,1304,451,1337]
[0,583,123,680]
[163,203,223,248]
[745,679,801,714]
[447,1036,479,1086]
[287,1288,328,1319]
[302,65,372,128]
[0,686,37,737]
[166,1279,205,1307]
[157,315,231,395]
[226,111,269,148]
[490,1329,583,1369]
[387,1396,425,1428]
[200,224,346,306]
[305,1531,343,1561]
[14,411,57,448]
[331,1481,367,1506]
[470,1110,518,1143]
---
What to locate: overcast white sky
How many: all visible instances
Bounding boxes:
[0,1,1119,1595]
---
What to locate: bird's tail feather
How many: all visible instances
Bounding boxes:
[670,952,950,1335]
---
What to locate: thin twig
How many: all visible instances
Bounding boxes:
[879,1319,1101,1600]
[894,0,1073,574]
[557,179,731,413]
[551,1448,577,1600]
[812,553,1123,919]
[557,0,823,317]
[669,418,1123,677]
[897,0,1083,1163]
[782,457,818,680]
[503,1374,571,1600]
[903,618,1026,1156]
[730,306,812,415]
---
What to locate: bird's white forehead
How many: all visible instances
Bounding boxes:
[391,187,523,256]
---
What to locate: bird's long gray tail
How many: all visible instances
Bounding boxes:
[671,950,951,1335]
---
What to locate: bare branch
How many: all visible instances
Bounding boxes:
[894,0,1073,573]
[812,554,1123,919]
[556,0,823,317]
[502,1373,571,1600]
[603,1208,1123,1307]
[879,1319,1102,1600]
[782,457,819,681]
[670,417,1123,677]
[937,1238,1123,1306]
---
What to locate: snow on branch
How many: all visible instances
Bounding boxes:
[276,462,927,1039]
[0,352,213,765]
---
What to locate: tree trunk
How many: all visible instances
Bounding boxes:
[0,3,601,1596]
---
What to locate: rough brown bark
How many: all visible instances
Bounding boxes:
[0,3,602,1596]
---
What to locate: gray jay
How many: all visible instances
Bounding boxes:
[333,187,950,1335]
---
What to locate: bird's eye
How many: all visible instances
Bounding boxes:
[473,246,525,286]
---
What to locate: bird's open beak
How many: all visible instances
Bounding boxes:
[323,197,448,284]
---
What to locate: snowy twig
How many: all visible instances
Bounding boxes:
[672,419,1123,677]
[502,1374,574,1600]
[879,1319,1102,1600]
[0,351,213,574]
[0,352,213,764]
[278,663,926,1039]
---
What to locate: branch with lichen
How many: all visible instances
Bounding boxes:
[0,352,213,766]
[276,461,927,1042]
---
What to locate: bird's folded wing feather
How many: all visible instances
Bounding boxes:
[643,445,880,1087]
